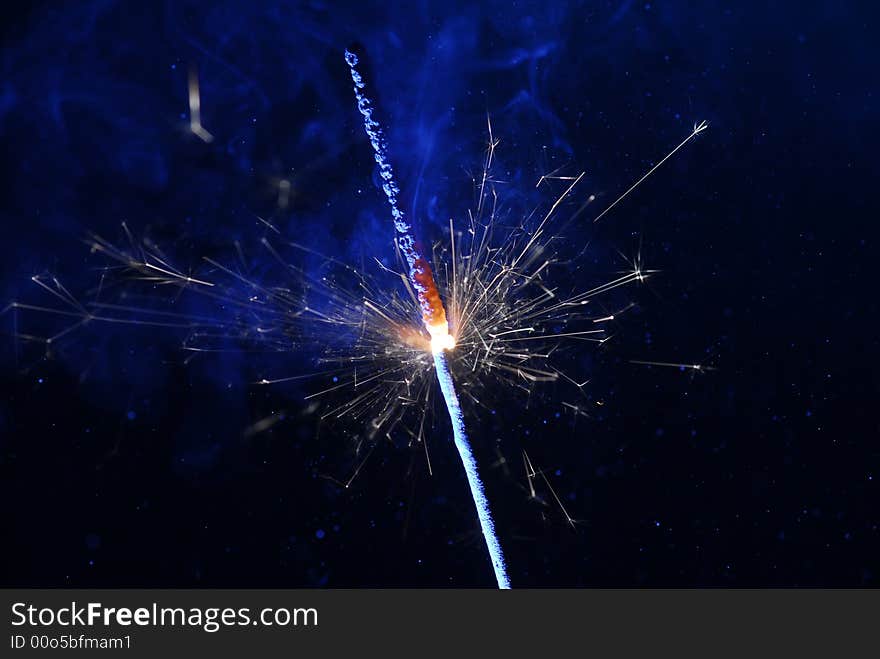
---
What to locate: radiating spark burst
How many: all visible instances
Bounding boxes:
[4,120,705,495]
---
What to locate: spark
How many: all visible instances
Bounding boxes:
[277,179,291,209]
[188,64,214,143]
[522,450,577,528]
[629,359,716,372]
[592,120,708,224]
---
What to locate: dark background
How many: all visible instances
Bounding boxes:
[0,1,877,587]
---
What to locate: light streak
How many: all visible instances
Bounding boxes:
[522,450,577,529]
[629,359,715,372]
[188,64,214,143]
[592,120,708,224]
[277,179,291,209]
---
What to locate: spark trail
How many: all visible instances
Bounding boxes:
[592,120,708,224]
[187,64,214,143]
[344,47,511,588]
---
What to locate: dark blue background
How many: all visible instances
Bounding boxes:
[1,1,877,586]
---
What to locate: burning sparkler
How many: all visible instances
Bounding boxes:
[342,46,707,589]
[4,54,707,588]
[344,46,510,588]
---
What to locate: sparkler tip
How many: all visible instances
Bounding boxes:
[427,321,456,353]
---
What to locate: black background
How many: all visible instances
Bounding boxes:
[0,1,877,586]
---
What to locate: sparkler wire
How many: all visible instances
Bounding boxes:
[433,351,511,588]
[344,47,511,588]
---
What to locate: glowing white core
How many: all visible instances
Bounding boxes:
[427,321,456,353]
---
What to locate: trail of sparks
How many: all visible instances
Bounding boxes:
[345,46,510,588]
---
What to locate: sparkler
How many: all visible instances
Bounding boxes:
[344,47,510,588]
[5,55,707,588]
